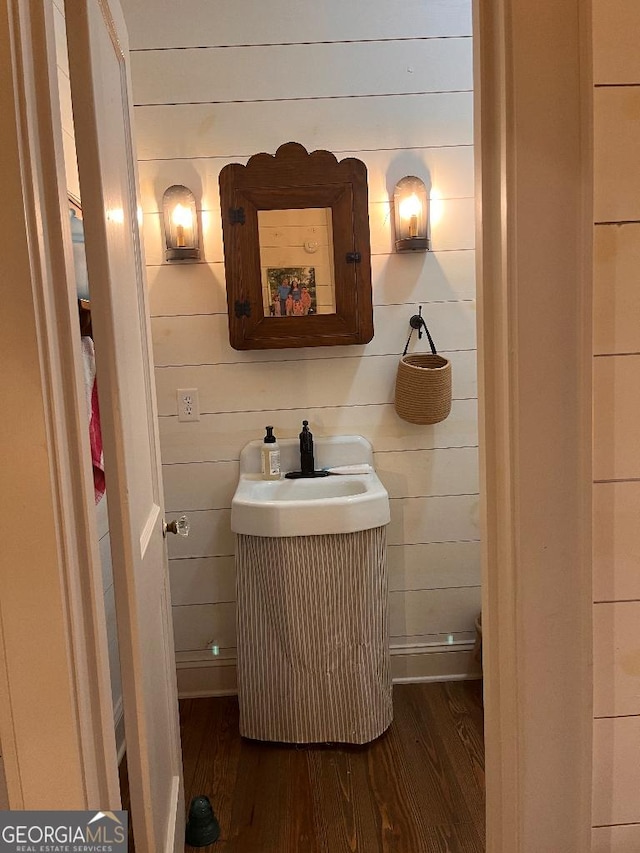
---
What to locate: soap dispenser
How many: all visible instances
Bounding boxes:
[261,426,281,480]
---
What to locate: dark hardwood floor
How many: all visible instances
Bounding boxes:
[122,681,485,853]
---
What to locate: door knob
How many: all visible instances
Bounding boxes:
[163,515,190,537]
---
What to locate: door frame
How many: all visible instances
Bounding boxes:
[0,0,593,846]
[475,0,593,849]
[0,0,119,808]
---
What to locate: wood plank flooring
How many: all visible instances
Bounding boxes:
[121,681,485,852]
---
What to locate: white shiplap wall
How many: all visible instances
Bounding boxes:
[592,1,640,848]
[53,0,123,748]
[122,0,480,695]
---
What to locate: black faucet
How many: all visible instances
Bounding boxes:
[284,420,330,479]
[300,420,315,475]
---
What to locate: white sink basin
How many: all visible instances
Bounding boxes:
[231,435,390,537]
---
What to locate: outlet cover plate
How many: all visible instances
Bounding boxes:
[177,388,200,422]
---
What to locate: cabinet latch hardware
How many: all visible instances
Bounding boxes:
[229,207,246,224]
[235,300,251,318]
[346,252,361,263]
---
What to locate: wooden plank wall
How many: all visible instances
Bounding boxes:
[122,0,480,694]
[592,1,640,848]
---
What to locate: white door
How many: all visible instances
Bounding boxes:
[64,2,185,850]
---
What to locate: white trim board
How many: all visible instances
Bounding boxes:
[474,0,593,848]
[175,640,481,699]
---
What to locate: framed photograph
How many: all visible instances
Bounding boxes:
[265,266,317,317]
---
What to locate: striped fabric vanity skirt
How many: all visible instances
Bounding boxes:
[235,526,393,744]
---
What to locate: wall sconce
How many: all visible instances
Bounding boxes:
[393,176,430,252]
[162,184,200,261]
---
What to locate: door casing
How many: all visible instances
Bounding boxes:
[0,0,593,848]
[475,0,593,849]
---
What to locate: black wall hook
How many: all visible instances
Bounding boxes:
[409,305,424,339]
[403,305,437,357]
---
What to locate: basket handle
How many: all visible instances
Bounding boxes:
[402,306,438,357]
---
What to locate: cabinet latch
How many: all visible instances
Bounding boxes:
[229,207,246,224]
[346,252,361,263]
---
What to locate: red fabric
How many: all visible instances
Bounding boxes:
[90,378,105,503]
[81,335,105,504]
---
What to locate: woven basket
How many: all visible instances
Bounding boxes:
[394,312,452,425]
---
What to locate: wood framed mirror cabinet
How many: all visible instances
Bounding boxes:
[219,142,373,350]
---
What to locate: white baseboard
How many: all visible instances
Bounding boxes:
[113,696,126,764]
[177,657,238,698]
[393,673,483,684]
[390,639,481,683]
[176,640,481,699]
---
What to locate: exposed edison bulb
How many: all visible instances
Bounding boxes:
[172,203,193,229]
[172,203,192,247]
[398,192,422,221]
[429,188,444,227]
[399,193,422,238]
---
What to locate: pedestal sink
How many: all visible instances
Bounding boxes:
[231,434,393,745]
[231,435,390,537]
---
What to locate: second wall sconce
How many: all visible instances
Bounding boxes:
[393,176,430,252]
[162,184,200,261]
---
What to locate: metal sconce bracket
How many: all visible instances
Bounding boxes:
[163,184,201,262]
[393,175,430,253]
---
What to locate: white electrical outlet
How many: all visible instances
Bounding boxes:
[177,388,200,422]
